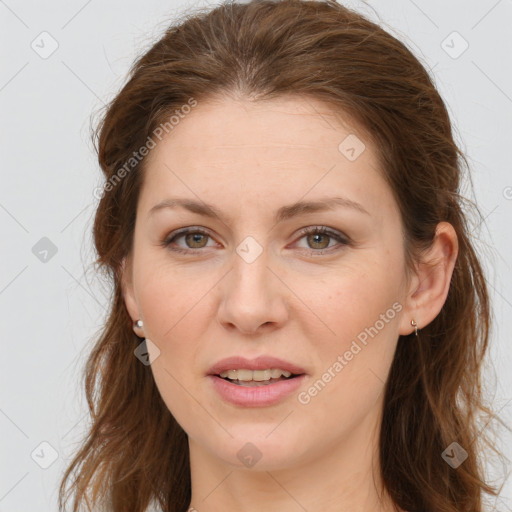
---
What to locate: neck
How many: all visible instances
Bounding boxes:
[187,402,399,512]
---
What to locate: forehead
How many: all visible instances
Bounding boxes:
[138,94,398,224]
[149,94,370,157]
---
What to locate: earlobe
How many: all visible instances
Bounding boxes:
[399,222,458,336]
[120,255,143,336]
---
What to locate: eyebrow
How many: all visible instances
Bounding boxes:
[148,196,370,223]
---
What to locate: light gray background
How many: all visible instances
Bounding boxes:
[1,0,511,511]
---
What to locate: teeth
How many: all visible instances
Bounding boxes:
[253,370,271,381]
[219,368,293,381]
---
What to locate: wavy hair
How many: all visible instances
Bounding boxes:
[59,1,505,510]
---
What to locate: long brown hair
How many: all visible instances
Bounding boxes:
[59,1,505,510]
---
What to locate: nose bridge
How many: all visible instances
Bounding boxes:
[217,237,288,333]
[229,240,274,306]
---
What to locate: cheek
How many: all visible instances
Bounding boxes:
[134,261,214,344]
[134,266,214,425]
[132,264,217,418]
[301,266,402,395]
[293,279,400,446]
[304,265,400,344]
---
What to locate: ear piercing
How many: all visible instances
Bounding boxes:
[136,318,418,336]
[136,318,419,335]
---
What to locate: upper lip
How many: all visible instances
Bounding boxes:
[207,356,307,376]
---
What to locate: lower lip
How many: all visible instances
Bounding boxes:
[208,374,306,407]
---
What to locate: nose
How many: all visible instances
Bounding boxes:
[216,248,289,336]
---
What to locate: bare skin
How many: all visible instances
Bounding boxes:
[121,94,458,512]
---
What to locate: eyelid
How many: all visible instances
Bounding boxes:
[161,225,350,254]
[161,226,218,251]
[295,225,349,242]
[291,225,351,252]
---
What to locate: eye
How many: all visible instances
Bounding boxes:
[160,225,350,255]
[161,227,218,253]
[294,226,350,254]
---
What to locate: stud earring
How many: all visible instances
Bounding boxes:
[411,319,418,337]
[135,319,143,329]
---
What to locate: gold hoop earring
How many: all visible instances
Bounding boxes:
[411,319,418,337]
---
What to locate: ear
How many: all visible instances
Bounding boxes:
[120,254,144,337]
[399,221,459,336]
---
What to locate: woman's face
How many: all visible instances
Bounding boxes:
[123,94,414,471]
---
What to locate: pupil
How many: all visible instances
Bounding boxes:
[309,233,328,249]
[186,233,207,248]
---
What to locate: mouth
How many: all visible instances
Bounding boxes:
[207,356,307,406]
[216,368,303,387]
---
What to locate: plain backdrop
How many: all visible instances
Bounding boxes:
[1,0,511,510]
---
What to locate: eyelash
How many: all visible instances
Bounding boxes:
[161,226,350,256]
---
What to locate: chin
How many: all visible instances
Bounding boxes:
[205,430,307,471]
